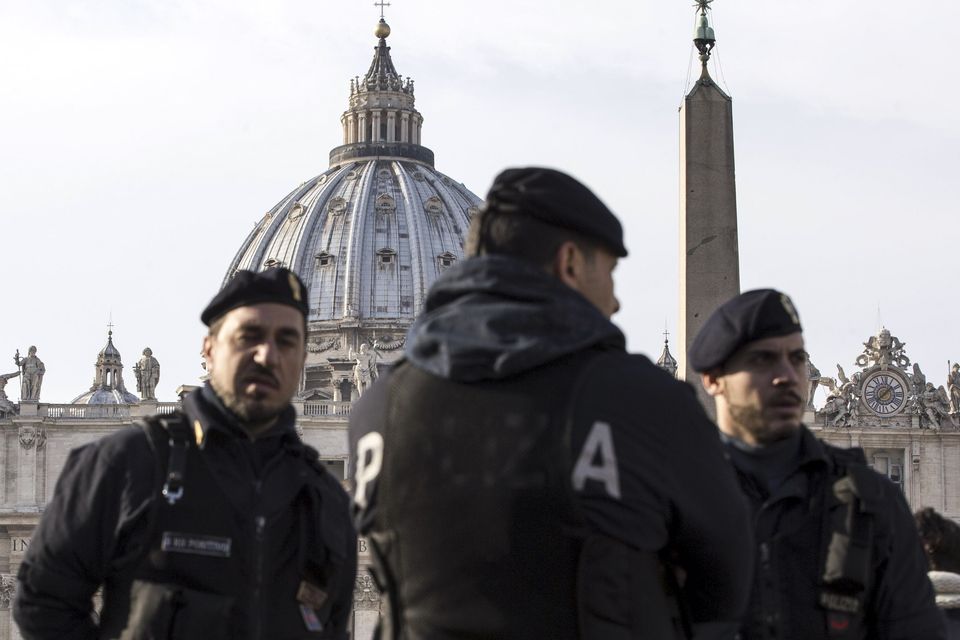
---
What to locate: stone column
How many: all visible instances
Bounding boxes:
[678,73,740,414]
[347,114,357,144]
[371,112,381,142]
[10,418,44,507]
[400,112,410,143]
[358,113,368,143]
[386,111,396,143]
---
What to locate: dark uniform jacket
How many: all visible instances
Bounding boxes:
[725,426,944,640]
[14,385,356,640]
[349,255,754,639]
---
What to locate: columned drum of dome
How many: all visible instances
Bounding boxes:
[223,19,482,400]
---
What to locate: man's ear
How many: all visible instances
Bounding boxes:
[201,335,214,372]
[552,240,581,288]
[701,369,724,397]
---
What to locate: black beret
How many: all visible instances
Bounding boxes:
[689,289,803,372]
[484,167,628,257]
[201,267,309,326]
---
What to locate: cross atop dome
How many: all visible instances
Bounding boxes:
[330,13,434,166]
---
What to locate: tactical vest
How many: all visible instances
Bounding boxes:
[97,413,343,640]
[365,354,689,640]
[743,445,880,640]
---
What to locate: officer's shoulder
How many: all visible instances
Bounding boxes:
[298,441,351,503]
[580,351,700,399]
[820,442,897,504]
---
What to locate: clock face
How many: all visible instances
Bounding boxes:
[862,372,907,415]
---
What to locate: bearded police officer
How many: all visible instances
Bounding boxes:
[14,268,356,640]
[349,167,754,639]
[691,289,945,640]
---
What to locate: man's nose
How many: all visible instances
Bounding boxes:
[772,358,800,386]
[253,340,279,366]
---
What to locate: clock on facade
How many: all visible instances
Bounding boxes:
[862,371,908,416]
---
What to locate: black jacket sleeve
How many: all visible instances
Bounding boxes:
[570,354,754,624]
[870,476,946,640]
[13,429,156,640]
[322,478,360,640]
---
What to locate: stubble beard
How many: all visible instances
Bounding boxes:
[727,401,799,446]
[211,377,284,427]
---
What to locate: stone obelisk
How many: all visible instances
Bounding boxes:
[678,1,741,412]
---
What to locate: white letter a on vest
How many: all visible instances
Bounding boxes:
[572,421,621,500]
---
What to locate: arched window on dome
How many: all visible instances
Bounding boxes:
[375,194,396,213]
[315,252,335,268]
[328,197,347,216]
[263,258,284,269]
[437,252,457,270]
[424,196,443,216]
[289,202,305,220]
[376,248,397,267]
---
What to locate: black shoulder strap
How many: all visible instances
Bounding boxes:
[818,447,880,638]
[140,412,193,507]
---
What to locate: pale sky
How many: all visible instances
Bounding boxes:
[2,0,958,405]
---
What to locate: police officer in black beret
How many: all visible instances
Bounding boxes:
[350,167,754,639]
[14,268,357,640]
[691,289,944,640]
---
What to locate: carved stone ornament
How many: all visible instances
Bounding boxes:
[0,574,15,610]
[328,197,347,215]
[412,171,426,182]
[374,335,404,351]
[19,424,46,450]
[855,328,910,369]
[289,202,306,220]
[353,573,380,610]
[306,337,341,353]
[345,170,359,181]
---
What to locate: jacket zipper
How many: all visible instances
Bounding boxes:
[253,477,265,640]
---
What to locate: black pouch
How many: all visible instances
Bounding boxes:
[577,535,689,640]
[119,579,235,640]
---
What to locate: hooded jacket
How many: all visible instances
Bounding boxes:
[349,255,753,638]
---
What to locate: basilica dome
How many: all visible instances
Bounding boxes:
[223,20,483,399]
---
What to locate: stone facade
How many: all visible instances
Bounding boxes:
[808,328,960,520]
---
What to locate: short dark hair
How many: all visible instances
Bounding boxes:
[464,208,598,268]
[915,507,960,573]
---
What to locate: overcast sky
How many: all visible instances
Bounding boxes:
[2,0,958,405]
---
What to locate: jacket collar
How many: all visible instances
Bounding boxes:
[181,383,298,447]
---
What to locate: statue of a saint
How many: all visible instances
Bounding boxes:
[14,346,45,401]
[352,343,380,398]
[0,371,20,416]
[948,362,960,415]
[133,347,161,400]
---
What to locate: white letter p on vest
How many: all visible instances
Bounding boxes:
[355,431,384,509]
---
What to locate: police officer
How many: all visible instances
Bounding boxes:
[350,167,753,639]
[690,289,945,640]
[14,268,356,640]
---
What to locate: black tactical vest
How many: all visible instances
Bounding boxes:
[364,353,688,640]
[741,445,880,640]
[98,414,342,640]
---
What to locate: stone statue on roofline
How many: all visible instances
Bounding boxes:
[947,361,960,415]
[14,346,44,401]
[133,347,161,400]
[0,370,20,416]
